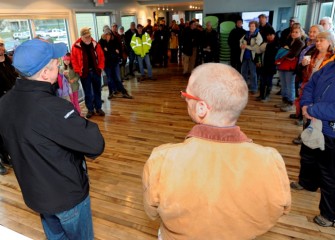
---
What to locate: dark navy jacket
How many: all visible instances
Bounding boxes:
[0,79,105,214]
[301,61,335,138]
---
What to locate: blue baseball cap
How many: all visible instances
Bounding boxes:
[13,38,67,77]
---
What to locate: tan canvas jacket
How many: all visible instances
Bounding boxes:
[143,124,291,240]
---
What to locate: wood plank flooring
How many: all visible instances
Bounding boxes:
[1,63,335,239]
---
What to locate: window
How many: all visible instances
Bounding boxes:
[75,13,114,41]
[96,15,110,38]
[121,16,136,30]
[76,13,98,40]
[295,4,308,28]
[32,19,69,49]
[0,17,70,55]
[195,13,203,25]
[320,2,333,19]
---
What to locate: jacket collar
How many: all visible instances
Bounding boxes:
[186,124,252,143]
[14,78,54,94]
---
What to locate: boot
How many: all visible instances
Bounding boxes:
[0,162,8,175]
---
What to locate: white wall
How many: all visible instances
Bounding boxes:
[203,0,295,30]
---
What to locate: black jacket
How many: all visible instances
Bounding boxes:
[0,79,104,214]
[182,27,200,56]
[125,29,138,52]
[228,27,246,51]
[99,36,121,65]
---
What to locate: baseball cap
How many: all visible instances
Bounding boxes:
[258,14,267,18]
[80,27,91,37]
[290,17,298,21]
[13,38,67,77]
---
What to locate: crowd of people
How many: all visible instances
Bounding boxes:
[0,14,335,239]
[228,14,335,229]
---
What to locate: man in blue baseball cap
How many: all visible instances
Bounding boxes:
[0,38,105,239]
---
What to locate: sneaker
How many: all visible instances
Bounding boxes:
[275,102,287,108]
[96,109,105,116]
[138,76,146,82]
[255,96,262,101]
[86,111,94,119]
[290,182,304,190]
[261,97,270,103]
[122,93,133,99]
[148,77,157,81]
[0,162,7,175]
[280,104,294,112]
[313,215,335,227]
[276,89,281,95]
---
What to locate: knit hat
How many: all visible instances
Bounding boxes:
[104,28,112,35]
[301,119,325,150]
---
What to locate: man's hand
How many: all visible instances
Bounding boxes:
[302,105,314,120]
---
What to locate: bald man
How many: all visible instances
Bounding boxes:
[142,63,291,240]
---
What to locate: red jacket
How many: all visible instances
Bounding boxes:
[71,38,105,77]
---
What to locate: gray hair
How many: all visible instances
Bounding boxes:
[321,16,332,25]
[317,31,335,50]
[190,63,248,123]
[310,24,324,33]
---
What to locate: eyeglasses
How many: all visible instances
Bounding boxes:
[180,91,202,101]
[180,91,211,109]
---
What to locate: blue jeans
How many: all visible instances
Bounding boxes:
[137,54,152,78]
[105,62,127,95]
[41,196,93,240]
[80,71,102,112]
[278,70,295,103]
[241,59,257,92]
[260,73,274,98]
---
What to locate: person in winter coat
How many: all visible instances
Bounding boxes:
[202,21,219,63]
[240,21,263,94]
[0,38,105,240]
[99,29,133,99]
[228,19,246,73]
[71,27,105,118]
[275,23,305,112]
[257,28,279,102]
[131,24,156,81]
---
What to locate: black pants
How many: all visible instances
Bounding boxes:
[230,54,242,73]
[299,135,335,221]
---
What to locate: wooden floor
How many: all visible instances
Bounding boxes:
[1,63,335,240]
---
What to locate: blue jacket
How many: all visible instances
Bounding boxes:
[301,61,335,138]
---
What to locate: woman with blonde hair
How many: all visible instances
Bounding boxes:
[291,24,324,125]
[291,31,335,192]
[276,23,305,112]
